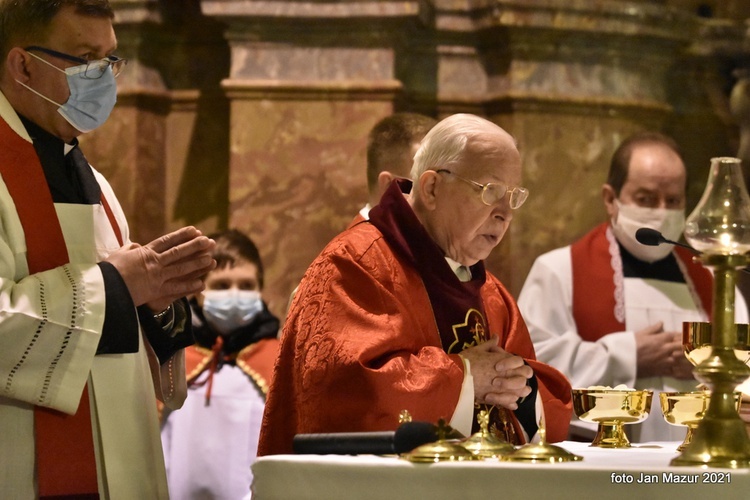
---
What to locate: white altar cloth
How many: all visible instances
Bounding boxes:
[251,441,749,500]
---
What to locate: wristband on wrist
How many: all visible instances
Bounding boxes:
[153,304,175,331]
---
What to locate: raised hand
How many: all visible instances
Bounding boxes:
[104,226,216,311]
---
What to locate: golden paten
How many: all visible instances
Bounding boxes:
[572,389,652,448]
[459,410,515,459]
[502,420,582,463]
[401,419,475,463]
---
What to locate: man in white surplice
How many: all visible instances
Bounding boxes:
[518,132,748,443]
[0,2,216,498]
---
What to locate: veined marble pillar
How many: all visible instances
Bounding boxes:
[203,0,418,315]
[83,0,230,243]
[99,1,750,319]
[426,0,692,288]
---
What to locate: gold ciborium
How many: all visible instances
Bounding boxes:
[683,322,750,367]
[672,156,750,468]
[660,391,742,452]
[572,389,653,448]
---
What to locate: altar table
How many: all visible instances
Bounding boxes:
[251,441,749,499]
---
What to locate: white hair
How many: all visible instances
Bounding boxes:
[410,113,507,179]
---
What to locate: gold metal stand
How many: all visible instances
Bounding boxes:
[671,254,750,467]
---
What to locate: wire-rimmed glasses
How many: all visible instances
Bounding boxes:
[435,169,529,209]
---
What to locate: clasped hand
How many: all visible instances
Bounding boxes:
[104,226,216,313]
[635,322,694,380]
[460,336,533,410]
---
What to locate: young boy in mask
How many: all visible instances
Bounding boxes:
[160,229,280,499]
[517,131,747,443]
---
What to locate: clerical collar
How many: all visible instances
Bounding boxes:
[18,114,100,204]
[445,256,472,282]
[359,203,371,220]
[618,241,684,283]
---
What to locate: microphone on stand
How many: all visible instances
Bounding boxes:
[634,227,701,255]
[292,421,464,455]
[635,227,750,274]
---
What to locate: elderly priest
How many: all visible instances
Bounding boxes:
[258,114,572,455]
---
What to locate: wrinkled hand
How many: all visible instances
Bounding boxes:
[459,336,533,410]
[104,226,216,311]
[668,331,695,380]
[635,322,690,379]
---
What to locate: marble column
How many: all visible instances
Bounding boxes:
[83,0,230,243]
[202,0,417,315]
[100,0,750,320]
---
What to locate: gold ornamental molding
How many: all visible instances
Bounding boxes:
[114,88,205,114]
[220,78,404,101]
[436,0,693,41]
[484,91,673,117]
[202,0,424,18]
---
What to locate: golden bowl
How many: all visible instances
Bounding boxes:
[572,389,653,448]
[683,322,750,366]
[660,391,742,451]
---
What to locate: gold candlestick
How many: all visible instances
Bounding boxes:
[672,157,750,468]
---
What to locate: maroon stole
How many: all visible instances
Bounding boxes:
[369,180,523,443]
[0,116,122,497]
[571,223,712,341]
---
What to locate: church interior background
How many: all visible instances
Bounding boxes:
[85,0,750,322]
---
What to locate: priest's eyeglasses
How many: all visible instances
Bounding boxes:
[435,169,529,209]
[25,46,127,79]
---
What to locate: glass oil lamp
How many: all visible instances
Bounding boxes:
[684,157,750,254]
[672,157,750,468]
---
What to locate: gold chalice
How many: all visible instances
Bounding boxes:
[683,322,750,367]
[572,389,653,448]
[660,391,742,451]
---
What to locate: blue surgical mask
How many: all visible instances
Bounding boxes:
[17,52,117,133]
[201,289,264,335]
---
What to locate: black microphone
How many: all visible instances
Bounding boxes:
[292,421,463,455]
[635,227,750,275]
[635,227,701,255]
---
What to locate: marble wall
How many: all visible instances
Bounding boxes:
[82,0,750,321]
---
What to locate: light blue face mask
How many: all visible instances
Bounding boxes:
[17,52,117,133]
[201,289,264,335]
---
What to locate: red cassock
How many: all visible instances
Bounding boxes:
[258,182,572,455]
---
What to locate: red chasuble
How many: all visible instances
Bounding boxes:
[258,181,572,455]
[571,223,712,342]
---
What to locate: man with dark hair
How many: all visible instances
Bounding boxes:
[0,1,216,497]
[518,131,747,442]
[357,112,437,221]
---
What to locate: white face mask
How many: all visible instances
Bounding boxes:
[201,289,264,335]
[611,199,685,263]
[17,52,117,133]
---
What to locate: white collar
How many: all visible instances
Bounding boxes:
[359,203,371,220]
[445,256,471,282]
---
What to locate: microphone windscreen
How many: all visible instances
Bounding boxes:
[393,421,440,454]
[291,421,458,455]
[293,431,396,455]
[635,227,663,246]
